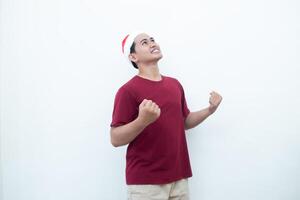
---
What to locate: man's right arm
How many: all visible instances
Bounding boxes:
[110,117,147,147]
[110,99,161,147]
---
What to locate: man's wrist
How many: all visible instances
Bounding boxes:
[207,106,215,115]
[135,116,149,129]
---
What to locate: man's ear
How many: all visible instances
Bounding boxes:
[129,54,138,63]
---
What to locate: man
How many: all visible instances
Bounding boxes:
[110,31,222,200]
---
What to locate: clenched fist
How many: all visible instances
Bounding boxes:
[138,99,161,126]
[208,91,222,114]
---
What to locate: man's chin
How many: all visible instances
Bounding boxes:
[154,54,163,61]
[144,55,163,63]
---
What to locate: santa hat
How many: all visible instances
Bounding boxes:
[121,31,145,62]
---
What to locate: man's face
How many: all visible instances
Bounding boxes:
[129,33,163,65]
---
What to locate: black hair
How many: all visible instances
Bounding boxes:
[130,42,138,69]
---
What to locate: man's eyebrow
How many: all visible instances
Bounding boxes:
[139,37,155,44]
[139,38,148,44]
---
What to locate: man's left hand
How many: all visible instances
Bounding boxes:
[208,91,222,114]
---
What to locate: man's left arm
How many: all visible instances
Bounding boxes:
[184,91,222,130]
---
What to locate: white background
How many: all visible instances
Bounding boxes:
[1,0,300,199]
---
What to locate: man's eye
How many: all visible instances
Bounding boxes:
[142,41,147,45]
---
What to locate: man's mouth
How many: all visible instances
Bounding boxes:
[151,49,160,53]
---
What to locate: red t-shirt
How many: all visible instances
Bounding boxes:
[110,75,192,184]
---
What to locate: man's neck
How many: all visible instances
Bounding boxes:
[137,62,161,81]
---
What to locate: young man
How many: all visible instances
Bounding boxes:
[110,31,222,200]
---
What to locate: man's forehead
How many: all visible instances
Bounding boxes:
[134,33,152,43]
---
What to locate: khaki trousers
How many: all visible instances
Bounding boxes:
[127,178,189,200]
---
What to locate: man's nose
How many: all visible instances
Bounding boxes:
[150,41,157,48]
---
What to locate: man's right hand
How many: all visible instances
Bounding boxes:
[110,99,161,147]
[138,99,161,126]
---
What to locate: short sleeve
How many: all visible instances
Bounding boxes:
[110,87,138,127]
[179,82,190,119]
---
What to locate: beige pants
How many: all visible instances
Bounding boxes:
[127,178,189,200]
